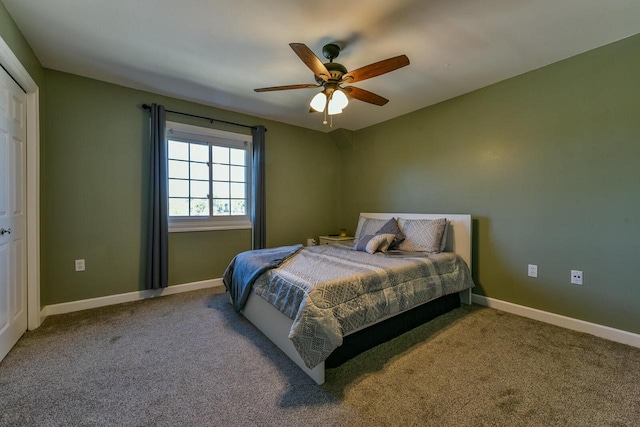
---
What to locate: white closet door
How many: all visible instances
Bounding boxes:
[0,65,27,363]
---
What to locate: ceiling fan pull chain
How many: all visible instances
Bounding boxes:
[323,100,328,125]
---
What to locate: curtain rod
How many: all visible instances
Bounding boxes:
[141,104,263,131]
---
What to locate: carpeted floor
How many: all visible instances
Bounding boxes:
[1,288,639,426]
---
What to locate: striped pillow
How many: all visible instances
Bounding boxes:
[353,233,396,254]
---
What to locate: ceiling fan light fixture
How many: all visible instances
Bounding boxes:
[327,101,343,115]
[310,92,327,112]
[331,89,349,110]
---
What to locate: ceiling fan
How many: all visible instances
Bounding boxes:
[254,43,410,125]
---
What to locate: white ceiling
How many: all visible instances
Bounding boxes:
[4,0,640,132]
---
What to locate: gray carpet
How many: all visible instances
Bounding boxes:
[1,288,639,426]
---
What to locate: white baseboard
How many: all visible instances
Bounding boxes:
[37,286,639,350]
[39,278,225,323]
[472,294,640,349]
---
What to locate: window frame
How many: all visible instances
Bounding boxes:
[166,121,252,233]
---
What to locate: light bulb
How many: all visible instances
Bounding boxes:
[310,92,327,112]
[331,89,349,110]
[327,101,343,115]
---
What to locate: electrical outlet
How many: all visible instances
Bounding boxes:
[571,270,583,285]
[75,259,85,272]
[528,264,538,278]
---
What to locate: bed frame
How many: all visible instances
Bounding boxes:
[241,213,473,384]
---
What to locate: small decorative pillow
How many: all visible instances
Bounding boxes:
[353,233,396,254]
[374,218,405,250]
[398,218,447,253]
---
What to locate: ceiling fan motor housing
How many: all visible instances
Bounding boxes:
[314,62,348,84]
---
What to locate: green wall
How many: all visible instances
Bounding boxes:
[42,70,340,305]
[341,34,640,334]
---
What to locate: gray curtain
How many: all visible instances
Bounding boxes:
[146,103,169,289]
[252,125,266,249]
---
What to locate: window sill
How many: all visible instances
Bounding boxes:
[169,224,252,233]
[169,221,252,233]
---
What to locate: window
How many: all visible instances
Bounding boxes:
[166,121,252,232]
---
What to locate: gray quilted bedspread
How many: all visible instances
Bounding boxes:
[251,244,474,369]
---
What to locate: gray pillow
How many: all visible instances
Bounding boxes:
[398,218,447,253]
[375,218,405,250]
[354,217,389,242]
[440,220,450,252]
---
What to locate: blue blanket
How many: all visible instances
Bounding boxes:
[222,244,303,312]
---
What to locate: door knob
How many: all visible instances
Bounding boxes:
[0,228,11,235]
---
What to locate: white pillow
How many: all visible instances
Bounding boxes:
[353,233,396,254]
[398,218,447,253]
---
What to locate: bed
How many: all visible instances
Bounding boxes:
[226,213,474,384]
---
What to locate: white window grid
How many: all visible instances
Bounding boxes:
[166,121,252,232]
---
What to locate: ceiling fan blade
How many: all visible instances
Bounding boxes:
[289,43,330,82]
[342,86,389,106]
[341,55,410,83]
[254,84,321,92]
